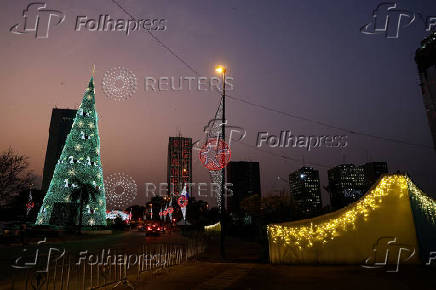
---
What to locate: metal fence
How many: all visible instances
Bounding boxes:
[9,239,206,289]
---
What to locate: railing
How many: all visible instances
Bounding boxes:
[9,239,206,289]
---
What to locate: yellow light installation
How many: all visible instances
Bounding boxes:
[407,177,436,223]
[204,222,221,232]
[267,175,409,249]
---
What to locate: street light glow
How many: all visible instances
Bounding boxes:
[215,65,226,74]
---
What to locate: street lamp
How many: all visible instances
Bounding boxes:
[215,65,226,74]
[215,64,226,259]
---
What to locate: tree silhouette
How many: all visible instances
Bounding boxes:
[0,147,34,203]
[69,178,99,232]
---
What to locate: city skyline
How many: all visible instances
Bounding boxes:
[2,2,436,289]
[2,1,436,208]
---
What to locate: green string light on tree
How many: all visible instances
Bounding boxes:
[36,75,107,226]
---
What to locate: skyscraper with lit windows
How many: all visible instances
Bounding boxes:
[289,167,322,217]
[361,161,388,190]
[167,136,192,196]
[327,164,366,210]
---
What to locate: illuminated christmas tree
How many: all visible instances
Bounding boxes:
[36,76,107,226]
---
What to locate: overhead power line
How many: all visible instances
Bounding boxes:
[110,0,434,151]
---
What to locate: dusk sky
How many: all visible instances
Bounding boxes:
[2,0,436,207]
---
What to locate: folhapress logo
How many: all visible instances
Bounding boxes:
[10,2,65,39]
[360,3,415,39]
[361,2,436,39]
[10,3,167,39]
[361,237,415,272]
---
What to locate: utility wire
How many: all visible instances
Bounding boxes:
[239,141,332,168]
[110,0,434,151]
[226,93,434,149]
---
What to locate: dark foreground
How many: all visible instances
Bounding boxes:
[139,262,435,290]
[1,231,435,289]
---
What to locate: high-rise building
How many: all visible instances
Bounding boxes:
[289,167,322,217]
[226,161,261,217]
[361,161,388,190]
[167,136,192,196]
[415,31,436,150]
[41,108,77,194]
[327,164,366,210]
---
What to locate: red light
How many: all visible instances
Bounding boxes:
[147,227,151,230]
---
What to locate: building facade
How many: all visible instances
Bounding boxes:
[361,161,388,191]
[41,108,77,194]
[226,161,261,218]
[327,164,366,210]
[415,32,436,150]
[289,167,322,217]
[167,136,192,196]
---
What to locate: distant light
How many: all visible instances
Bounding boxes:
[300,174,306,179]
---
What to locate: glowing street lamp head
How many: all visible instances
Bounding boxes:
[215,65,226,74]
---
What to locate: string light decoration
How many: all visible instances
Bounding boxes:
[407,177,436,223]
[102,66,137,101]
[177,196,188,208]
[267,175,408,249]
[104,172,137,210]
[106,210,130,221]
[26,187,34,216]
[204,222,221,232]
[206,99,224,210]
[36,76,107,226]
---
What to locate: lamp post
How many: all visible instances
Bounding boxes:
[215,65,226,259]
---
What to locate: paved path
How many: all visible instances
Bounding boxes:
[3,232,435,289]
[139,261,436,290]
